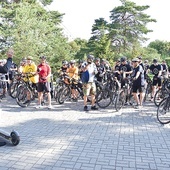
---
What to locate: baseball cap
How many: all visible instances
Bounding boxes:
[27,56,33,60]
[132,58,139,62]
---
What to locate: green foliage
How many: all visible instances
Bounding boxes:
[0,0,74,72]
[108,0,156,53]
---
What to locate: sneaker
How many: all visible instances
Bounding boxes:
[48,105,53,109]
[134,104,139,109]
[35,105,42,109]
[150,97,153,101]
[84,106,89,111]
[23,100,30,105]
[91,105,98,110]
[72,98,78,102]
[124,102,129,106]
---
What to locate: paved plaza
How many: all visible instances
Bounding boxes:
[0,95,170,170]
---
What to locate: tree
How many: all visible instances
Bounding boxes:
[109,0,156,53]
[0,0,74,71]
[148,40,170,58]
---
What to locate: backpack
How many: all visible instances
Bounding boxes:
[81,70,89,83]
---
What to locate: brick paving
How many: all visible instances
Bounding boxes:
[0,95,170,170]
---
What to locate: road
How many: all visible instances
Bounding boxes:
[0,95,170,170]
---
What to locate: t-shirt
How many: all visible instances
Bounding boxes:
[37,63,51,83]
[23,63,38,83]
[149,64,162,77]
[67,66,78,80]
[119,64,132,78]
[132,65,145,86]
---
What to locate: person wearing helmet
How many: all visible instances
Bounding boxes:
[81,54,98,111]
[149,59,162,101]
[119,56,133,87]
[119,56,133,105]
[95,58,105,82]
[60,60,68,74]
[67,60,79,102]
[161,60,168,78]
[113,59,121,81]
[131,58,145,108]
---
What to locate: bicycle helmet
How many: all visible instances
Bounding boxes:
[87,54,94,61]
[70,60,76,64]
[95,58,100,62]
[153,59,158,63]
[120,56,127,62]
[62,60,68,65]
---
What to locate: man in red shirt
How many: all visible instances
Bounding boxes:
[36,56,52,109]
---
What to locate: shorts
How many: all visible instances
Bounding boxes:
[152,77,161,87]
[37,82,51,93]
[83,82,96,96]
[132,84,145,93]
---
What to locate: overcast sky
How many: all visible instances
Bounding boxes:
[48,0,170,45]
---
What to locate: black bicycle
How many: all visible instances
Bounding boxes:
[157,84,170,124]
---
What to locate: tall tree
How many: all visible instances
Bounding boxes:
[109,0,156,53]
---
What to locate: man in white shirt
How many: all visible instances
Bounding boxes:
[81,54,98,111]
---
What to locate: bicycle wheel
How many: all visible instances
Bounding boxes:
[157,97,170,124]
[16,85,32,107]
[114,91,125,111]
[8,82,18,99]
[154,89,167,107]
[96,89,112,108]
[58,86,71,104]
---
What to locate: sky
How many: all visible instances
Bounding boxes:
[47,0,170,45]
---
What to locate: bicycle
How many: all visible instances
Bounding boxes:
[154,76,170,107]
[157,84,170,124]
[15,73,38,107]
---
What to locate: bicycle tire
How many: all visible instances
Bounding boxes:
[154,89,167,107]
[157,97,170,124]
[114,91,124,111]
[58,87,71,104]
[16,85,32,107]
[96,89,112,108]
[8,82,18,99]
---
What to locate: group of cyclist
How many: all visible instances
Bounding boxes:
[0,50,52,109]
[58,55,169,110]
[0,48,169,111]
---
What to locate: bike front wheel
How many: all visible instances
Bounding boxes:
[157,98,170,124]
[96,89,112,108]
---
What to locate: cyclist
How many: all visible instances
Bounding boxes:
[118,57,133,105]
[0,48,14,74]
[82,54,98,111]
[113,59,121,81]
[161,60,168,79]
[22,56,38,104]
[67,60,79,102]
[36,56,52,109]
[131,58,145,108]
[60,60,68,74]
[149,59,162,101]
[95,58,105,83]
